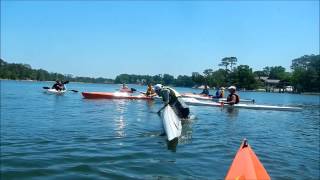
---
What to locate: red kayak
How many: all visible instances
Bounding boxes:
[119,88,133,93]
[225,139,270,180]
[82,92,153,100]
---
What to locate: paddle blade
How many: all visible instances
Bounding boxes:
[43,86,50,89]
[220,102,224,107]
[131,88,137,92]
[70,90,78,93]
[63,81,69,84]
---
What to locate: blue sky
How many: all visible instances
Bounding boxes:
[1,1,319,78]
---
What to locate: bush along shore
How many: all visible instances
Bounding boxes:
[1,54,319,93]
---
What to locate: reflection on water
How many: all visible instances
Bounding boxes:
[146,99,157,108]
[114,100,128,138]
[225,107,239,118]
[2,81,319,179]
[165,119,195,151]
[115,115,126,138]
[167,138,179,152]
[179,120,194,145]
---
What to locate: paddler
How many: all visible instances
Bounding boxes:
[52,80,65,91]
[200,84,210,96]
[121,83,128,90]
[120,83,133,93]
[154,84,190,119]
[226,86,240,105]
[213,87,225,98]
[145,83,157,97]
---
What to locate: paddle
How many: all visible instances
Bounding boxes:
[62,81,78,92]
[220,101,224,107]
[68,89,79,93]
[157,104,169,115]
[130,88,146,94]
[42,85,78,93]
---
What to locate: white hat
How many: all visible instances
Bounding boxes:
[220,87,225,90]
[228,86,236,90]
[154,84,163,91]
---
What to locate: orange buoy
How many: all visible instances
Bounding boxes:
[225,139,270,180]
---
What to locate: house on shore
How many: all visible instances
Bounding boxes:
[256,76,292,93]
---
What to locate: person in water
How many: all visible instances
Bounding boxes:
[119,83,133,93]
[226,86,240,105]
[200,85,210,96]
[154,84,190,119]
[52,80,65,91]
[122,83,129,89]
[213,87,225,98]
[145,84,156,96]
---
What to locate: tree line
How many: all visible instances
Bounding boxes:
[0,59,114,84]
[114,74,194,87]
[1,54,319,93]
[190,55,319,92]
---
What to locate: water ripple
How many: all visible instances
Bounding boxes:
[1,81,319,179]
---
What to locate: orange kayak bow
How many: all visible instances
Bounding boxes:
[225,139,270,180]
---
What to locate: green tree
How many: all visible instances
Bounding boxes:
[262,67,271,77]
[269,66,286,80]
[175,75,195,87]
[219,57,230,71]
[209,69,227,88]
[219,57,237,71]
[229,57,238,70]
[162,74,175,85]
[231,65,257,90]
[254,70,268,78]
[291,54,320,92]
[152,74,163,84]
[191,72,205,85]
[203,69,213,84]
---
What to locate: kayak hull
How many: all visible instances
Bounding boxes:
[45,89,67,95]
[181,93,254,103]
[119,89,133,93]
[160,105,182,141]
[182,98,302,111]
[82,92,153,100]
[225,139,270,180]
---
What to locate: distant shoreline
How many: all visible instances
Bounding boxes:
[2,79,320,95]
[0,79,131,85]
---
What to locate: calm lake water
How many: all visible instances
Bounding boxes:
[1,80,319,179]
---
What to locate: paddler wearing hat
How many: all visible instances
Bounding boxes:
[213,87,225,98]
[226,86,240,105]
[154,84,190,119]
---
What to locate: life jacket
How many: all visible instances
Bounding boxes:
[52,83,64,91]
[215,90,219,97]
[215,90,224,98]
[221,90,224,98]
[227,93,240,104]
[162,86,180,103]
[201,89,209,95]
[146,87,154,95]
[163,87,189,118]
